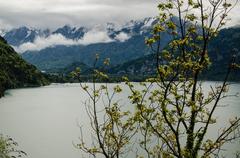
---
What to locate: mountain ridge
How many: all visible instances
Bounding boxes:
[3,17,157,48]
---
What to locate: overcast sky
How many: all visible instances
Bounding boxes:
[0,0,158,30]
[0,0,239,30]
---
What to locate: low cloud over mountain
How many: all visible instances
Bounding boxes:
[5,17,157,53]
[14,30,115,53]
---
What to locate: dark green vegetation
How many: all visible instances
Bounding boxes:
[206,27,240,81]
[0,36,49,97]
[109,27,240,81]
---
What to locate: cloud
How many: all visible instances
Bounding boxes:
[14,28,131,53]
[2,0,240,53]
[14,34,76,53]
[1,0,239,30]
[0,0,158,30]
[0,30,4,36]
[114,32,131,42]
[79,29,113,45]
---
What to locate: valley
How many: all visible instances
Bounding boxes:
[2,20,239,81]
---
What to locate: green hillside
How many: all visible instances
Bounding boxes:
[108,27,240,81]
[0,36,49,97]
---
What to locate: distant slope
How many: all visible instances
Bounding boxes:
[108,27,240,81]
[16,17,172,71]
[108,53,156,75]
[21,34,153,70]
[46,61,90,74]
[0,36,49,97]
[203,27,240,80]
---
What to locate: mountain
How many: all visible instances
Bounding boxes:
[2,17,173,71]
[21,34,152,70]
[108,27,240,81]
[0,29,6,36]
[20,17,172,71]
[3,17,158,48]
[52,25,87,40]
[3,26,50,46]
[0,36,49,97]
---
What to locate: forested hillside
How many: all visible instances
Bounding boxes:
[108,27,240,81]
[0,36,48,97]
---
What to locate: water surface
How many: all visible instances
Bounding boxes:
[0,82,239,158]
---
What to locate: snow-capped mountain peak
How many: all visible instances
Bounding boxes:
[0,29,6,37]
[3,26,50,46]
[3,17,157,50]
[52,25,87,40]
[142,17,157,28]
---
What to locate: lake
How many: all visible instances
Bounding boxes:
[0,82,239,158]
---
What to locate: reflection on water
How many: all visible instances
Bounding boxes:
[0,82,239,158]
